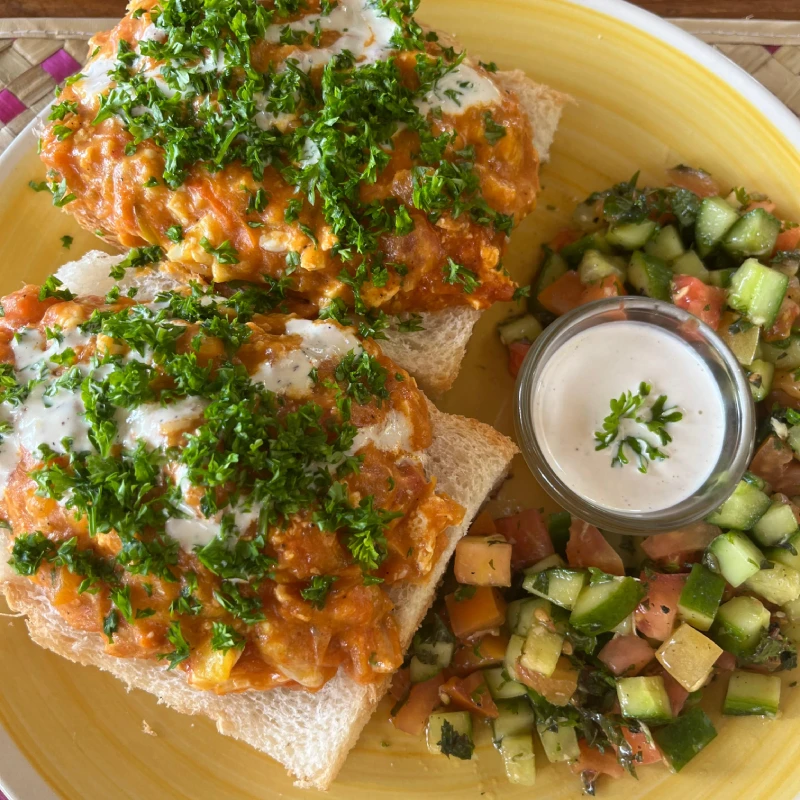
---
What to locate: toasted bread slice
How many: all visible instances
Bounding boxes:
[1,265,518,789]
[53,74,568,396]
[376,72,571,394]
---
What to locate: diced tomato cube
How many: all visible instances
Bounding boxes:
[566,519,624,576]
[715,651,737,672]
[640,522,719,563]
[570,739,626,779]
[598,635,656,676]
[666,166,720,198]
[671,275,726,331]
[507,341,531,378]
[549,229,582,252]
[441,671,498,718]
[751,435,800,496]
[619,728,662,766]
[451,633,509,675]
[661,668,690,716]
[392,673,445,736]
[775,226,800,253]
[389,666,411,701]
[764,297,800,342]
[580,275,624,305]
[538,270,584,316]
[634,572,687,641]
[495,509,555,570]
[517,657,579,706]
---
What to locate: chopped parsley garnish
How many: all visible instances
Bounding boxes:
[39,275,76,302]
[109,245,164,279]
[483,111,506,145]
[60,234,74,249]
[437,718,474,760]
[443,258,480,294]
[595,383,682,474]
[210,622,246,652]
[300,575,338,609]
[159,621,191,669]
[397,313,424,332]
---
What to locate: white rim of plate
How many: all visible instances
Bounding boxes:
[2,1,800,799]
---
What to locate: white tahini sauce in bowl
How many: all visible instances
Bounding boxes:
[531,321,725,514]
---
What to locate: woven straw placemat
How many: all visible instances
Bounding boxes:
[0,17,799,152]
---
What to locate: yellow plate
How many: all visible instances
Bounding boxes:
[2,0,800,797]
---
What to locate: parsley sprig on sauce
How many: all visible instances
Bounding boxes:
[594,382,683,474]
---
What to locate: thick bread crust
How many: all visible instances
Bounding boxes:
[0,401,516,790]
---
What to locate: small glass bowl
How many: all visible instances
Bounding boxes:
[515,296,755,536]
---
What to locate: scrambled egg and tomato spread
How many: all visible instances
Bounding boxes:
[1,277,462,693]
[39,0,539,315]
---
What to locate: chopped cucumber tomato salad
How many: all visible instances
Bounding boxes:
[389,507,798,794]
[387,169,800,793]
[501,166,800,399]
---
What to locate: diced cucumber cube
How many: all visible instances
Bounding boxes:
[656,623,722,692]
[520,624,564,678]
[720,312,760,366]
[727,258,789,328]
[760,334,800,369]
[505,634,526,681]
[711,596,770,657]
[752,502,799,546]
[616,676,673,722]
[652,707,717,772]
[607,220,657,251]
[747,358,774,403]
[578,249,626,284]
[678,563,725,631]
[500,733,536,786]
[765,530,800,571]
[484,666,527,700]
[646,224,686,262]
[696,196,740,257]
[570,575,645,634]
[628,251,672,301]
[723,208,781,258]
[708,268,736,288]
[410,655,442,683]
[783,596,800,622]
[707,531,766,587]
[706,480,771,531]
[507,597,551,637]
[528,554,567,572]
[671,249,709,283]
[723,670,781,717]
[537,720,580,763]
[561,232,612,266]
[492,697,535,742]
[744,561,800,605]
[427,711,473,756]
[498,314,543,346]
[523,567,587,611]
[612,613,635,636]
[788,425,800,456]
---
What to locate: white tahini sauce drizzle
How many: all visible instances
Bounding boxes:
[531,321,725,514]
[117,396,208,449]
[252,318,363,397]
[415,62,502,118]
[350,408,413,454]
